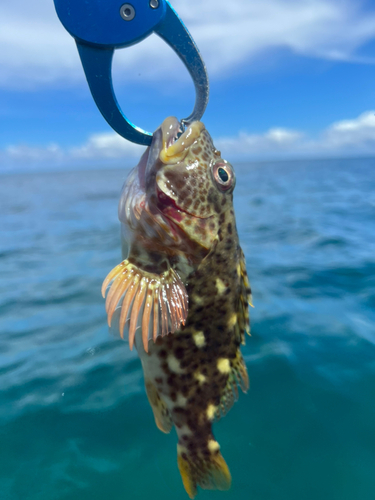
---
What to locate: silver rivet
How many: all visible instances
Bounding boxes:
[150,0,159,9]
[120,4,135,21]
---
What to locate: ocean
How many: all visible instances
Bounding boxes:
[1,157,375,500]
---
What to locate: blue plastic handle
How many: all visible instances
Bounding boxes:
[53,0,209,145]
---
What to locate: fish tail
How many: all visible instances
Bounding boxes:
[177,441,231,499]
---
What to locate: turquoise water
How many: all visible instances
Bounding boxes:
[1,158,375,500]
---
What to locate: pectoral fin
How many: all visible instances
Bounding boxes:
[102,259,188,352]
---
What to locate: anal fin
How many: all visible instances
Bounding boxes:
[144,378,172,434]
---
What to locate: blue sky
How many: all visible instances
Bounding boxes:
[2,0,375,171]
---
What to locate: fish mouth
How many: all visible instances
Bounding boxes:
[152,116,209,222]
[156,187,185,223]
[156,185,211,223]
[159,117,205,165]
[142,116,209,227]
[142,117,204,192]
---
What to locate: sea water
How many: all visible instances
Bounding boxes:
[1,158,375,500]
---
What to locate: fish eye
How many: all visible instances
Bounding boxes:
[218,167,228,182]
[213,162,233,190]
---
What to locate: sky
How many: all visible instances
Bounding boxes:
[2,0,375,171]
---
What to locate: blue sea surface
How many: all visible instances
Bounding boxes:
[1,158,375,500]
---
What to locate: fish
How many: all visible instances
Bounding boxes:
[102,116,252,498]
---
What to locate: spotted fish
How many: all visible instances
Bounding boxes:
[102,117,252,498]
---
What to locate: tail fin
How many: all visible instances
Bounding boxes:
[177,442,231,499]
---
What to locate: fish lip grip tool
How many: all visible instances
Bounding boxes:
[53,0,209,145]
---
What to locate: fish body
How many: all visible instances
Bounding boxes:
[102,117,251,498]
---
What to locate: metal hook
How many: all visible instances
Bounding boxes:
[54,0,209,145]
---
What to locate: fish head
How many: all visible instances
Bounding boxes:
[154,117,236,251]
[119,117,236,256]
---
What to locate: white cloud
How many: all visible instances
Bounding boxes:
[71,132,144,159]
[1,0,375,89]
[3,110,375,169]
[216,110,375,159]
[0,132,144,171]
[216,128,304,156]
[4,143,64,162]
[323,111,375,149]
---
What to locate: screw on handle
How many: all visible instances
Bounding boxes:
[120,4,136,21]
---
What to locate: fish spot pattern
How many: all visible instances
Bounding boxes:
[193,331,206,348]
[207,439,220,453]
[216,278,227,295]
[217,358,231,374]
[167,354,185,374]
[206,404,217,420]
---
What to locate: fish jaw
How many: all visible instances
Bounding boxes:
[118,133,183,249]
[154,182,218,251]
[159,118,205,165]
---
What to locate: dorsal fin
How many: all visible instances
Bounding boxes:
[215,351,249,420]
[234,247,252,345]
